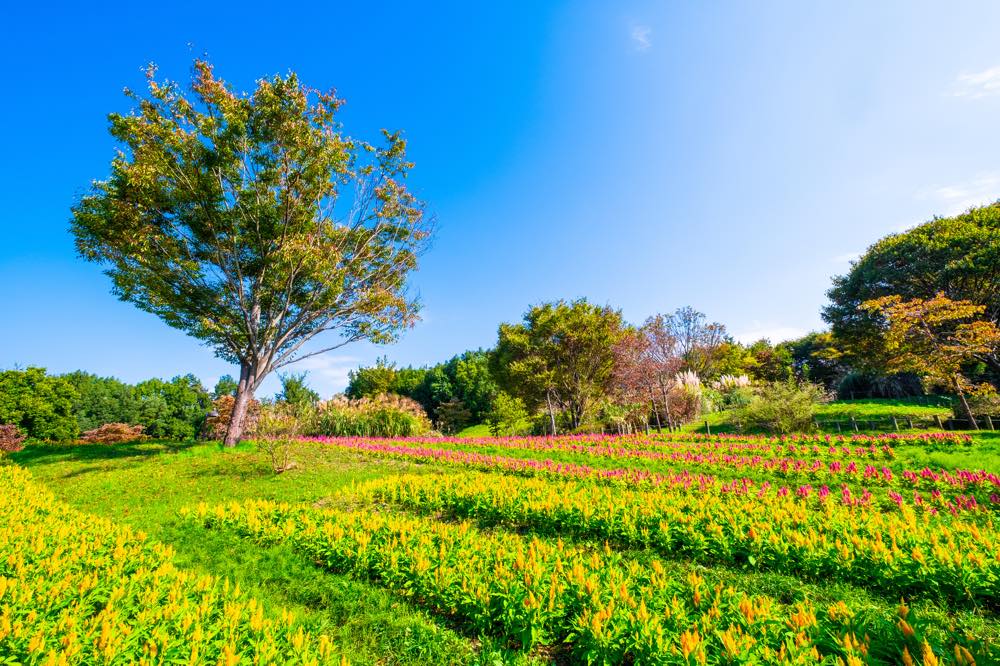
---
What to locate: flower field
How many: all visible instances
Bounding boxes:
[0,466,343,665]
[5,431,1000,664]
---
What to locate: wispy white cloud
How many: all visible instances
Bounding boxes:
[916,172,1000,215]
[630,24,652,51]
[733,324,808,345]
[287,354,360,397]
[951,65,1000,99]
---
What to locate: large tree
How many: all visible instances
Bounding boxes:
[824,203,1000,376]
[492,299,626,432]
[72,60,430,445]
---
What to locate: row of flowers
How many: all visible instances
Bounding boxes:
[351,472,1000,606]
[305,436,1000,500]
[0,465,343,665]
[185,498,989,664]
[359,433,901,461]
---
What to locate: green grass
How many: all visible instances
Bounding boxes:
[456,423,493,437]
[9,441,539,665]
[682,397,957,434]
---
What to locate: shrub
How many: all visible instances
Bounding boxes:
[305,394,432,437]
[201,394,260,440]
[80,422,149,444]
[738,380,829,433]
[0,423,26,453]
[253,403,303,473]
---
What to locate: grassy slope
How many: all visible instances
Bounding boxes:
[9,442,536,666]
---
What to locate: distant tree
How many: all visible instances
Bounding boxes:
[780,332,846,390]
[861,293,1000,429]
[0,368,79,441]
[712,341,757,378]
[62,371,139,431]
[278,372,320,407]
[132,375,211,440]
[611,327,662,430]
[212,375,239,399]
[493,299,627,431]
[346,357,400,399]
[824,203,1000,378]
[745,339,794,382]
[71,60,430,446]
[638,315,686,428]
[659,307,728,377]
[434,398,473,434]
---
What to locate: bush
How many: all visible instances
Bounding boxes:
[305,394,432,437]
[80,422,149,444]
[486,392,530,436]
[0,367,79,441]
[738,380,829,433]
[0,424,26,453]
[254,404,303,473]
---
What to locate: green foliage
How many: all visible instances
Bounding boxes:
[0,367,78,441]
[346,357,402,399]
[304,395,432,437]
[278,372,320,407]
[212,374,238,399]
[131,375,211,440]
[781,331,847,389]
[493,299,627,429]
[737,380,828,433]
[745,339,794,381]
[347,350,498,429]
[485,391,530,436]
[62,371,138,431]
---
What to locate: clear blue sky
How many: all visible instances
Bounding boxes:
[4,1,1000,397]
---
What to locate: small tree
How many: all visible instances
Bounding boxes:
[278,372,320,407]
[862,293,1000,429]
[72,60,430,446]
[0,424,26,455]
[485,392,529,436]
[738,380,827,433]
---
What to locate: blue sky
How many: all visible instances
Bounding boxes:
[3,1,1000,397]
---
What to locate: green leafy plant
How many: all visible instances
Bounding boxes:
[738,379,828,433]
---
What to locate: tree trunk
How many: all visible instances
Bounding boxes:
[658,379,674,431]
[546,391,557,436]
[223,362,257,447]
[955,376,979,431]
[649,390,662,432]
